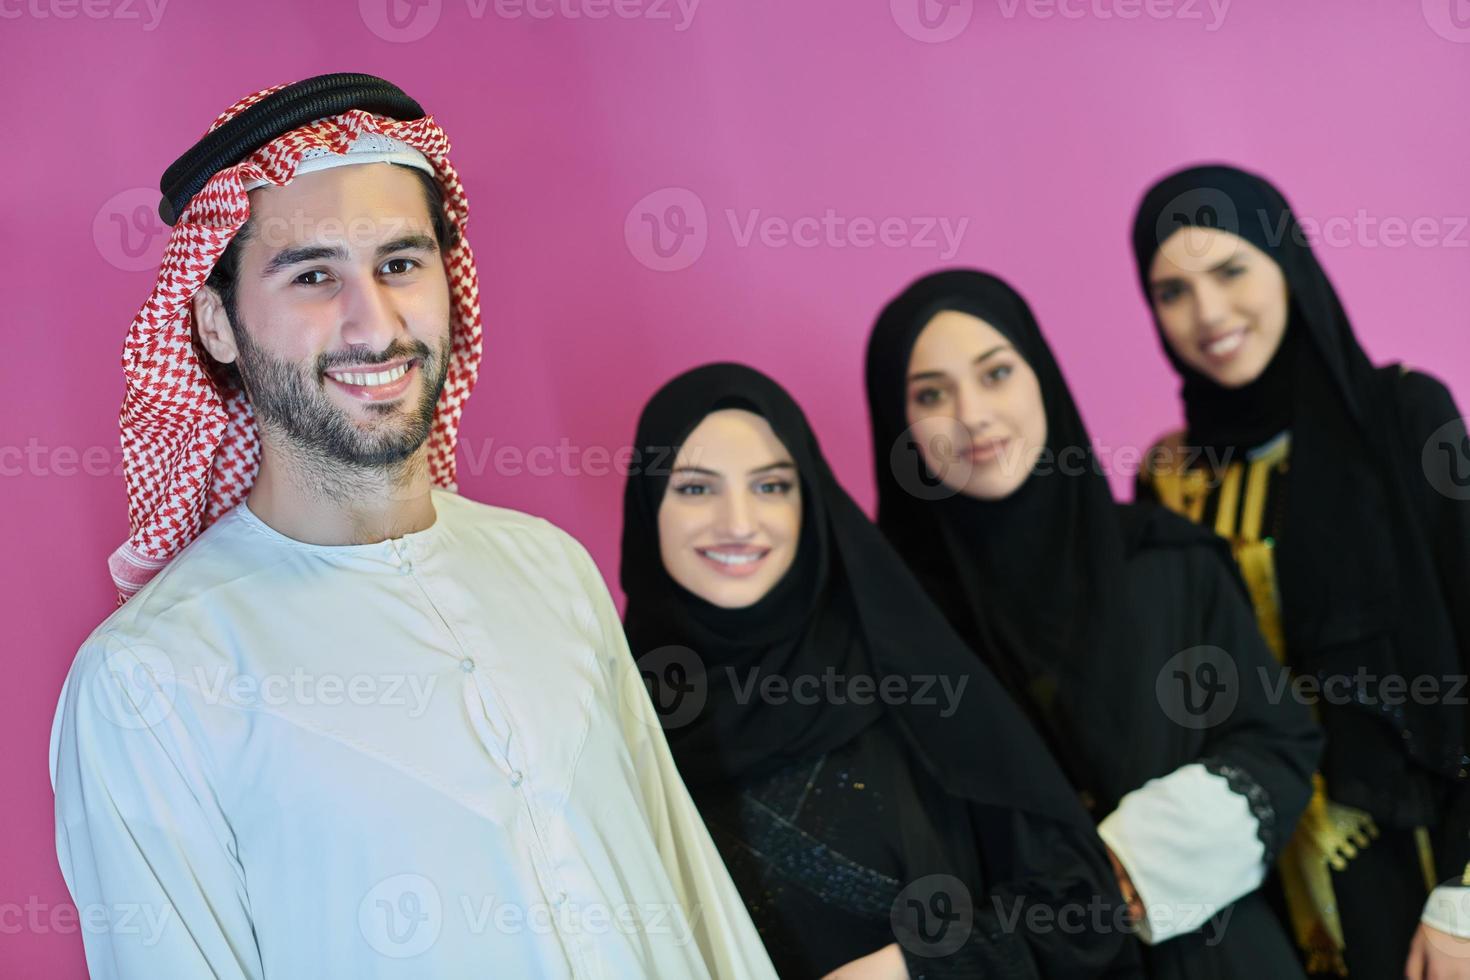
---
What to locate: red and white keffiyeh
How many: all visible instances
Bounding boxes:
[109,82,483,604]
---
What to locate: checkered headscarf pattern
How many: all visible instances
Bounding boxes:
[109,82,483,604]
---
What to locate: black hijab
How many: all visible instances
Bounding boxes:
[619,362,1092,827]
[864,270,1169,806]
[1131,164,1468,801]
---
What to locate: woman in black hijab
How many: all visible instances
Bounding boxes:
[620,362,1141,979]
[1130,164,1470,978]
[864,269,1322,980]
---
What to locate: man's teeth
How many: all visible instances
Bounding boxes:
[700,550,764,566]
[1204,331,1245,357]
[327,362,411,387]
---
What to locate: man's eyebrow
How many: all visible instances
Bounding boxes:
[377,234,439,258]
[262,244,347,277]
[261,234,440,278]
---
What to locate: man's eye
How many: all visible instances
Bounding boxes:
[382,258,420,276]
[295,270,331,286]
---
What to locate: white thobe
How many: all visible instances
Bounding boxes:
[49,489,776,980]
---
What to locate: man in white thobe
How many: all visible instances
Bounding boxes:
[50,73,775,980]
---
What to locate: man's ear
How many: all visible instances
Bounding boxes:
[193,287,240,365]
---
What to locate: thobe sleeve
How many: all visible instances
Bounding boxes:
[50,639,263,980]
[1398,369,1470,930]
[561,538,779,980]
[1098,547,1322,945]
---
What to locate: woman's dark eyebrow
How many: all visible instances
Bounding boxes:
[1150,256,1238,287]
[907,345,1011,384]
[670,461,795,478]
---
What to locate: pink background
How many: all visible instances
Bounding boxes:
[4,0,1468,973]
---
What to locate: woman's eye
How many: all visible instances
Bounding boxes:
[755,479,794,496]
[295,270,331,286]
[911,387,945,407]
[381,258,419,276]
[982,363,1013,386]
[1218,264,1246,281]
[672,483,710,496]
[1154,283,1183,305]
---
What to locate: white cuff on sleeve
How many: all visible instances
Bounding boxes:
[1423,885,1470,939]
[1097,762,1267,945]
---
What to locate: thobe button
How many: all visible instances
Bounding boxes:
[552,891,567,907]
[509,770,524,787]
[399,561,413,575]
[459,658,476,673]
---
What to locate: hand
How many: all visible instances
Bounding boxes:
[1405,922,1470,979]
[1105,845,1145,927]
[821,942,910,979]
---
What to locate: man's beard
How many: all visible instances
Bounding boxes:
[232,322,450,475]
